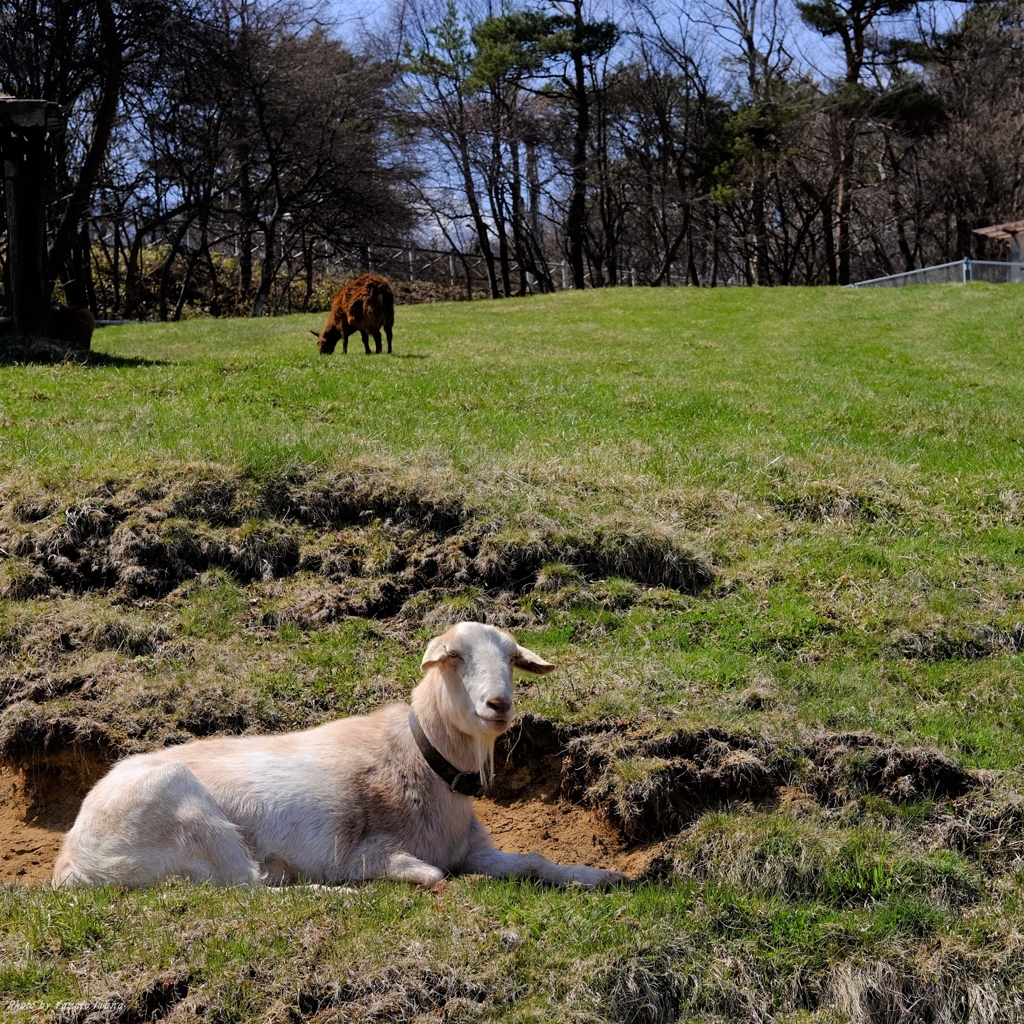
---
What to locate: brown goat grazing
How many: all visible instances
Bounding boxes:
[311,274,394,355]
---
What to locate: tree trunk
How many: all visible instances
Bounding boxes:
[238,147,253,303]
[205,239,221,316]
[489,183,512,297]
[652,205,693,286]
[302,239,315,313]
[824,190,838,286]
[251,219,277,317]
[510,139,529,296]
[486,89,512,298]
[173,232,205,321]
[48,0,122,297]
[752,159,771,285]
[158,220,190,322]
[526,137,542,243]
[568,37,589,290]
[3,118,50,337]
[458,132,499,299]
[68,225,96,311]
[836,138,854,286]
[711,209,721,287]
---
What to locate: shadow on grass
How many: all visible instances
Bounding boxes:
[0,340,167,368]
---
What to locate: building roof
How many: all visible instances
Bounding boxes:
[0,97,63,131]
[973,220,1024,240]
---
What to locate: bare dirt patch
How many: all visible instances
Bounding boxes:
[0,752,107,884]
[0,788,62,884]
[477,780,662,878]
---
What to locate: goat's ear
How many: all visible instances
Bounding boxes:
[421,636,450,669]
[514,644,555,675]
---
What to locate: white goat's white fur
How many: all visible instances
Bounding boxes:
[54,623,626,889]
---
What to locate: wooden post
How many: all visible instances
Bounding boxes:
[1,99,62,337]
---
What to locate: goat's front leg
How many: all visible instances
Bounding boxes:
[348,846,445,886]
[360,330,371,354]
[384,851,445,885]
[461,819,626,888]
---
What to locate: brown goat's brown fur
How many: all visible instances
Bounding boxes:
[312,274,395,355]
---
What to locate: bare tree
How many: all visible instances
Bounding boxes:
[0,0,188,305]
[401,0,502,297]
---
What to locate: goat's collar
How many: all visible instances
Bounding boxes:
[408,708,484,798]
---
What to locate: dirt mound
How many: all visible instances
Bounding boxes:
[0,471,712,607]
[934,796,1024,865]
[770,480,909,523]
[889,623,1024,660]
[0,716,982,886]
[559,725,976,843]
[803,734,973,806]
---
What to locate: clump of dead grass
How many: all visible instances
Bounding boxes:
[803,735,973,806]
[565,729,789,842]
[770,479,911,525]
[0,557,50,600]
[596,944,686,1024]
[0,471,712,619]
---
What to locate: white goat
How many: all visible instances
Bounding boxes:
[54,622,626,888]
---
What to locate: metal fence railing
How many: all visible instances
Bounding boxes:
[323,243,544,295]
[968,260,1024,284]
[850,259,1024,288]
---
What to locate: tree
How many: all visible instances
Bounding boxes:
[221,17,411,316]
[469,9,558,292]
[544,0,618,288]
[913,1,1024,261]
[708,0,793,284]
[796,0,925,283]
[402,0,503,298]
[0,0,187,305]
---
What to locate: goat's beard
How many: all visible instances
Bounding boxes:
[475,734,496,789]
[420,672,503,787]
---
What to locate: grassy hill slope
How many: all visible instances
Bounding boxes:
[2,284,1024,1022]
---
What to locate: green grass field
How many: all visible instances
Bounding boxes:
[2,284,1024,1022]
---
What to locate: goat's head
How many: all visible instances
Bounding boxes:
[420,622,555,738]
[311,326,341,355]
